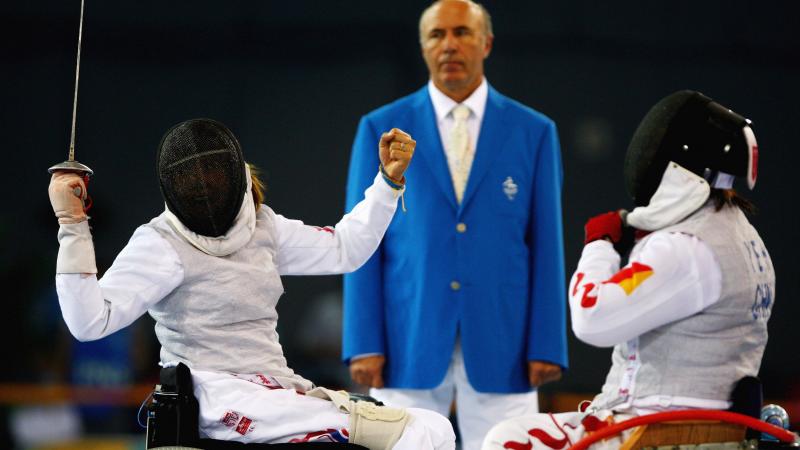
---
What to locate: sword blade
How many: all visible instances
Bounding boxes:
[68,0,85,162]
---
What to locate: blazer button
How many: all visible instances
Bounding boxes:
[456,223,467,233]
[450,281,461,291]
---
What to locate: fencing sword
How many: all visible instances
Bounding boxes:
[48,0,93,196]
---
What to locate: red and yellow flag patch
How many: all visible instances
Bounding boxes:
[603,262,654,295]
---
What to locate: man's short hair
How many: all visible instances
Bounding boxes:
[418,0,494,43]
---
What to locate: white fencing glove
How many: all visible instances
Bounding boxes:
[48,172,88,224]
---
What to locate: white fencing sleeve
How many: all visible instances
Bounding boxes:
[56,226,183,341]
[568,232,721,347]
[275,173,400,276]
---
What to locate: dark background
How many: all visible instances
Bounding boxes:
[1,0,798,438]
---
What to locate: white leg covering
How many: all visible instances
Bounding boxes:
[481,410,629,450]
[192,370,455,448]
[193,370,349,444]
[392,407,456,450]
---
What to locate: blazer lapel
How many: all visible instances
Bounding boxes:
[411,88,458,211]
[460,88,511,212]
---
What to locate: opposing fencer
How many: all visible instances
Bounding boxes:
[48,118,455,449]
[482,90,774,450]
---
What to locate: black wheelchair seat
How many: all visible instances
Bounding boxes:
[146,363,367,449]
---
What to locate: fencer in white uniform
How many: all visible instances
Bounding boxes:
[482,91,774,450]
[48,118,455,449]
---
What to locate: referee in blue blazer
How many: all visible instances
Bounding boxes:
[343,1,568,448]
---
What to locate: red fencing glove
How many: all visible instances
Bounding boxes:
[584,211,623,244]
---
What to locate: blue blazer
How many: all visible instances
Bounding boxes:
[343,85,568,393]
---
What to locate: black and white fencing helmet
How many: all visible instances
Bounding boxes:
[624,90,758,207]
[157,118,247,237]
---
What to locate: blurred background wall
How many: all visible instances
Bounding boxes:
[1,0,798,447]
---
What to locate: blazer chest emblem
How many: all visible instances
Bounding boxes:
[503,176,518,200]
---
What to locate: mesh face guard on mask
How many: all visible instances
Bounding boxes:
[157,118,247,237]
[624,90,757,206]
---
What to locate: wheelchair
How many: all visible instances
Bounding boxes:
[145,363,368,449]
[571,378,799,450]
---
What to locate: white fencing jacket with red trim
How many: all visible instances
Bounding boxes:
[570,203,773,412]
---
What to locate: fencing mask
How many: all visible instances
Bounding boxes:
[624,90,758,207]
[157,118,247,237]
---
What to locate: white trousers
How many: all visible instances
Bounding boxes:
[481,410,633,450]
[370,344,539,450]
[192,369,455,449]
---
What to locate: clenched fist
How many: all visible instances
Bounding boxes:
[48,171,88,224]
[379,128,416,183]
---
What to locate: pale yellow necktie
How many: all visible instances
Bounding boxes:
[449,104,471,203]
